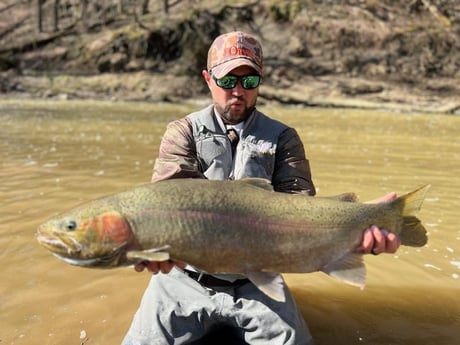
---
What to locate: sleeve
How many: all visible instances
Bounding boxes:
[151,117,205,183]
[272,127,316,195]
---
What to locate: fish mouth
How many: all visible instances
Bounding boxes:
[51,252,123,268]
[36,230,83,256]
[52,253,102,267]
[37,229,127,268]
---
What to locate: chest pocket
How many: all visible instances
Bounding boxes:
[195,133,233,179]
[237,140,276,180]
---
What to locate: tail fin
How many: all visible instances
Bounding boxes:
[396,185,430,247]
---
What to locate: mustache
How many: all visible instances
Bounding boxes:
[224,97,245,111]
[229,96,244,104]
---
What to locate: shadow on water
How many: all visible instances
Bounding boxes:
[291,284,460,345]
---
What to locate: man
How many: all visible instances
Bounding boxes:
[122,31,400,345]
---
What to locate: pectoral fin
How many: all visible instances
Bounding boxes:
[322,253,366,289]
[245,271,286,303]
[127,245,171,262]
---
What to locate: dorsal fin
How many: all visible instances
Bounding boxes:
[325,192,359,202]
[238,178,273,191]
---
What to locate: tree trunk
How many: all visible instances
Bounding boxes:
[53,0,60,31]
[142,0,150,14]
[37,0,44,32]
[80,0,88,30]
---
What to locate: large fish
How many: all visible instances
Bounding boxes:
[37,178,429,302]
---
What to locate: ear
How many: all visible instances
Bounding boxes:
[202,69,211,85]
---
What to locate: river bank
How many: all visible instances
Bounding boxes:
[2,70,458,114]
[1,0,459,114]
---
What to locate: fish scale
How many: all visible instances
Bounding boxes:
[37,178,429,302]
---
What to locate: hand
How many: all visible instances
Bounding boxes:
[358,225,401,255]
[357,192,401,255]
[134,260,186,274]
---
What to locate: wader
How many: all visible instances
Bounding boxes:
[122,106,315,345]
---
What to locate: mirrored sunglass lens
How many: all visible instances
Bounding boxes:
[215,75,260,89]
[242,76,260,89]
[217,76,237,89]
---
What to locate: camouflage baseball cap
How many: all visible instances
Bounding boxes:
[207,31,263,79]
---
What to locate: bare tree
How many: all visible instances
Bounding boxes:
[53,0,60,31]
[118,0,124,14]
[80,0,88,30]
[141,0,150,14]
[37,0,44,32]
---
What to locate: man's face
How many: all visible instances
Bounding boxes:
[202,65,260,125]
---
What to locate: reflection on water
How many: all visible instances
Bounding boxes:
[1,100,459,345]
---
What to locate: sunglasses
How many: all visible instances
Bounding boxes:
[212,74,261,90]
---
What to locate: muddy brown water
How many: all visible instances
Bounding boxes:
[1,100,459,345]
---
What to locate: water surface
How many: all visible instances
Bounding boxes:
[1,100,459,345]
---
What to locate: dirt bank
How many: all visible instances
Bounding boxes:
[1,0,459,114]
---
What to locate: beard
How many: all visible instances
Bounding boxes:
[215,99,256,125]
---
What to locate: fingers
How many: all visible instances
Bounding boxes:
[384,232,401,254]
[159,260,176,274]
[357,225,401,255]
[357,228,375,254]
[369,226,387,255]
[133,260,186,274]
[133,261,160,273]
[175,261,187,270]
[365,192,397,204]
[134,262,146,272]
[360,192,400,255]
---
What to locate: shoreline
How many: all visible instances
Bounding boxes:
[1,72,458,115]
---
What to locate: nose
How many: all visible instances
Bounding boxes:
[231,81,245,96]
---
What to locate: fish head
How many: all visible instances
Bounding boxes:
[37,203,135,268]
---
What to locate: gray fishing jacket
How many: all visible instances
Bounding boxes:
[151,104,315,195]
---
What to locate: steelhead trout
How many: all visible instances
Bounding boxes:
[37,178,429,302]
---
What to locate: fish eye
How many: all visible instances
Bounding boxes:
[63,219,78,231]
